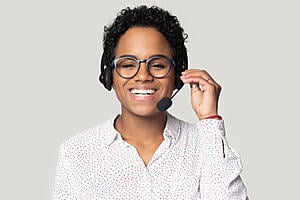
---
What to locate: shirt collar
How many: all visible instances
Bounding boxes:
[164,112,180,143]
[102,112,181,147]
[102,115,120,147]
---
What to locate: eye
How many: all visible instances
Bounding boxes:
[117,59,137,69]
[120,63,136,68]
[150,63,166,69]
[149,58,169,70]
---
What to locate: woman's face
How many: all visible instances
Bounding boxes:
[113,27,175,117]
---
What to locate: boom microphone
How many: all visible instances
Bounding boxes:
[157,89,181,111]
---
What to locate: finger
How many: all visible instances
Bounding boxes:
[181,77,215,93]
[182,69,221,88]
[181,75,214,87]
[189,82,203,92]
[181,69,222,93]
[190,82,199,89]
[181,69,216,84]
[182,69,212,78]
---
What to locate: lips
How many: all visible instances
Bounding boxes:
[130,89,157,96]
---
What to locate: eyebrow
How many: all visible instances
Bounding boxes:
[118,54,171,59]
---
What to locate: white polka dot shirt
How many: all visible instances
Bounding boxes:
[52,113,248,199]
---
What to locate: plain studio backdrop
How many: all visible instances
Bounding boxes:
[1,0,299,199]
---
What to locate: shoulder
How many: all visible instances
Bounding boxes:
[58,118,115,158]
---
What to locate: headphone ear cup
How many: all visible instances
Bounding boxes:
[174,63,187,90]
[175,72,184,89]
[99,52,113,91]
[99,67,113,91]
[175,56,188,89]
[104,68,113,91]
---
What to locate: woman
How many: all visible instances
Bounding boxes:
[52,5,248,199]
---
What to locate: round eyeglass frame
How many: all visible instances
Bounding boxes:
[111,55,175,79]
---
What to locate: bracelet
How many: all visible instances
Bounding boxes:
[203,115,223,120]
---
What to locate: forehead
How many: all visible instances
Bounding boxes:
[114,27,172,59]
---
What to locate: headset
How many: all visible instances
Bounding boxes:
[99,53,113,90]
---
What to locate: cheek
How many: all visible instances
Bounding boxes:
[161,71,176,94]
[112,78,125,103]
[112,71,121,89]
[111,71,131,97]
[112,72,122,91]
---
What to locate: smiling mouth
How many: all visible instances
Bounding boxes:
[130,89,157,96]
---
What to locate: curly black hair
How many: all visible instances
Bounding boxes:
[100,5,188,90]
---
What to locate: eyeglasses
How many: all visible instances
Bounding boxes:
[112,55,175,79]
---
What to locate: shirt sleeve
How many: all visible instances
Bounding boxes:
[197,119,248,200]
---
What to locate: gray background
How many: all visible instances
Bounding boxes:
[1,0,299,199]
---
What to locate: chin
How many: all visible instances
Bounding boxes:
[124,105,163,118]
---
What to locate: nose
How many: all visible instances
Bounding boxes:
[133,61,153,81]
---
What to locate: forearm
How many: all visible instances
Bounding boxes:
[197,119,248,200]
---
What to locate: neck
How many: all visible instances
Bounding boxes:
[115,111,167,144]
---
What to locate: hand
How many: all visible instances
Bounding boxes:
[180,69,222,120]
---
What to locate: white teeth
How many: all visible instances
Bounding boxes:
[130,89,156,96]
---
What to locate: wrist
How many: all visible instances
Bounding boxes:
[200,114,223,120]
